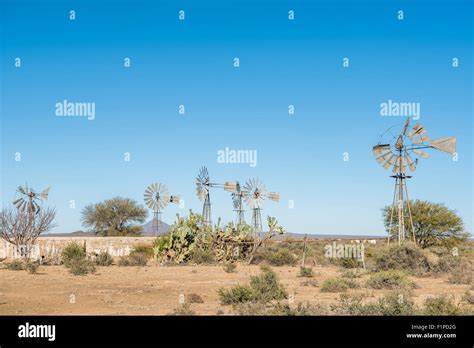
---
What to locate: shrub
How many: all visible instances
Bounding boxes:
[69,258,96,276]
[6,259,24,271]
[223,263,237,273]
[61,242,86,267]
[374,243,430,275]
[366,270,415,290]
[448,259,472,285]
[320,277,359,293]
[423,295,465,315]
[187,293,204,304]
[298,266,314,278]
[190,248,215,264]
[95,251,113,266]
[331,291,416,316]
[218,285,254,305]
[218,266,287,305]
[131,244,154,259]
[170,303,195,316]
[25,261,39,274]
[258,248,297,266]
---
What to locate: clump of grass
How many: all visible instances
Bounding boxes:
[223,263,237,273]
[95,251,113,266]
[69,258,96,276]
[423,295,465,315]
[118,253,148,267]
[187,293,204,304]
[366,270,415,290]
[300,279,319,287]
[25,261,39,274]
[320,277,359,293]
[331,291,416,316]
[298,266,314,278]
[170,303,195,316]
[218,265,287,305]
[5,259,25,271]
[61,242,86,268]
[448,259,472,285]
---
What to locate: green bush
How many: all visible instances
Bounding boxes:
[423,295,465,315]
[6,259,24,271]
[258,248,297,266]
[95,251,113,266]
[25,261,39,274]
[218,285,254,305]
[218,266,287,305]
[298,266,314,278]
[223,263,237,273]
[374,243,430,275]
[69,258,96,276]
[320,277,359,293]
[61,242,86,267]
[366,270,415,290]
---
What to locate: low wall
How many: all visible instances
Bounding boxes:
[0,236,155,260]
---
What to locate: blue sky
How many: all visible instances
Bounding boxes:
[1,0,472,235]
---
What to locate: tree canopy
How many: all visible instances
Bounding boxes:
[382,200,469,248]
[81,197,148,236]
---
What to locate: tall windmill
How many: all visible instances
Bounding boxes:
[195,166,236,226]
[243,178,280,236]
[13,184,50,214]
[373,117,457,245]
[226,181,248,225]
[144,183,179,235]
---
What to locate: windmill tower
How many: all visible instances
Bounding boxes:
[243,178,280,236]
[227,181,248,225]
[195,166,236,226]
[13,184,50,215]
[144,183,179,235]
[373,117,457,246]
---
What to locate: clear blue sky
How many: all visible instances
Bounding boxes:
[1,0,472,235]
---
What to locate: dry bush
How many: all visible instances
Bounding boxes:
[366,270,416,290]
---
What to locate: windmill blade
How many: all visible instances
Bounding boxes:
[392,155,401,173]
[266,192,280,202]
[223,181,237,192]
[382,154,396,170]
[40,187,51,200]
[373,144,391,156]
[404,152,417,172]
[413,149,430,159]
[402,118,410,135]
[376,151,393,164]
[429,137,457,155]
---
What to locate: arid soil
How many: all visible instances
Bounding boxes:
[0,263,471,315]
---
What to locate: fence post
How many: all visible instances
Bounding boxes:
[301,234,307,267]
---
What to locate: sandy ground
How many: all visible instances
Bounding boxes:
[0,263,471,315]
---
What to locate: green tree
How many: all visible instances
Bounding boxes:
[382,200,468,248]
[81,197,147,236]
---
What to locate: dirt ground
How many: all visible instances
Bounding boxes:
[0,263,471,315]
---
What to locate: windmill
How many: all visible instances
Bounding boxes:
[12,184,50,214]
[243,178,280,236]
[144,183,179,235]
[226,181,248,225]
[195,166,236,226]
[373,117,457,246]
